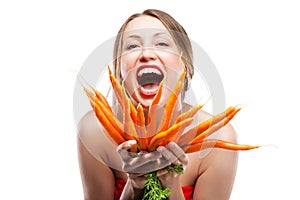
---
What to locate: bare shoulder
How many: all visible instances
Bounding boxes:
[77,110,104,146]
[186,105,239,163]
[199,122,239,171]
[192,123,239,199]
[77,110,118,165]
[77,110,98,134]
[77,111,117,199]
[181,104,239,183]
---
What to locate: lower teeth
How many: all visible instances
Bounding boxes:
[141,87,157,94]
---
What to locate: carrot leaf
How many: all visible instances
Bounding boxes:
[142,164,184,200]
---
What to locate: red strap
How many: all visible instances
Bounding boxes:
[114,179,126,200]
[182,185,194,200]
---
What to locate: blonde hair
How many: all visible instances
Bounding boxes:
[113,9,194,95]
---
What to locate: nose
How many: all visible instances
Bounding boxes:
[139,47,157,62]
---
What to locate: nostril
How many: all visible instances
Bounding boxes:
[139,49,157,61]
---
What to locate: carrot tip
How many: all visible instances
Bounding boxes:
[107,65,112,73]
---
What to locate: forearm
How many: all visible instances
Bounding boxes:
[119,178,144,200]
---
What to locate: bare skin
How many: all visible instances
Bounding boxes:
[77,15,238,200]
[77,107,238,200]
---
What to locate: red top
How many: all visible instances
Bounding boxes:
[114,179,194,200]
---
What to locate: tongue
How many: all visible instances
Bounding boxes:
[140,83,160,96]
[143,83,159,90]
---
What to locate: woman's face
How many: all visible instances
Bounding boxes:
[120,15,184,108]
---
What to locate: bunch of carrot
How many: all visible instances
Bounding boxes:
[81,66,259,154]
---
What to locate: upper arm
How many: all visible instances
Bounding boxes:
[77,111,116,200]
[193,124,239,200]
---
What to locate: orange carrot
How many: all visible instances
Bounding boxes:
[78,73,113,113]
[175,104,204,124]
[177,106,236,147]
[148,118,193,152]
[122,87,138,152]
[157,70,186,132]
[147,80,164,138]
[108,67,124,106]
[184,139,260,153]
[189,107,242,145]
[108,66,138,124]
[89,99,125,145]
[83,87,124,134]
[93,89,113,113]
[137,104,148,151]
[80,66,259,157]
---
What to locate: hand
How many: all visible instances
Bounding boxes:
[116,140,170,174]
[117,140,170,190]
[156,142,189,189]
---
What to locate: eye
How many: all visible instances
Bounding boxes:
[127,44,140,50]
[156,42,169,47]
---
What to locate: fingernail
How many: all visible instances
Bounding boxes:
[157,146,164,152]
[174,160,181,166]
[183,156,189,163]
[168,142,175,148]
[128,140,136,145]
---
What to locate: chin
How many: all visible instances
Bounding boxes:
[130,90,155,109]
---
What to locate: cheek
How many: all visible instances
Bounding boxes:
[120,52,139,77]
[164,54,184,74]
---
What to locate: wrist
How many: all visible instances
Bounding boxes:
[127,177,145,190]
[127,173,146,189]
[120,178,144,200]
[128,178,145,200]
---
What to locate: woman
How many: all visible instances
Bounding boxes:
[77,9,238,200]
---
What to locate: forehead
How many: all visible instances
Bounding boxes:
[123,15,172,40]
[125,15,167,32]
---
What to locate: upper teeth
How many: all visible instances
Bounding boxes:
[138,68,162,77]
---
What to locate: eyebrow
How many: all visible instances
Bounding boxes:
[125,34,141,39]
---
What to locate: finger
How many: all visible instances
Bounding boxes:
[137,150,148,156]
[116,140,137,152]
[133,159,170,174]
[123,151,162,173]
[130,151,161,166]
[128,172,146,177]
[127,173,146,189]
[166,142,189,165]
[116,140,137,161]
[157,146,181,165]
[156,168,169,177]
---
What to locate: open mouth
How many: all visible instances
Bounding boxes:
[137,66,164,97]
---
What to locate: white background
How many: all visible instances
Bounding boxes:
[1,0,299,199]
